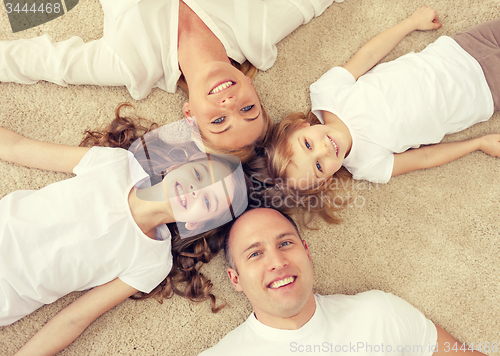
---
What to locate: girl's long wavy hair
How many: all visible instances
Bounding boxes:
[80,103,246,312]
[245,112,352,227]
[178,60,272,164]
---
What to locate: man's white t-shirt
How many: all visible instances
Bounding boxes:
[0,0,340,99]
[310,36,494,183]
[0,147,172,326]
[200,290,438,356]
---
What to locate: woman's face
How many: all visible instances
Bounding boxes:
[163,158,235,228]
[183,61,265,150]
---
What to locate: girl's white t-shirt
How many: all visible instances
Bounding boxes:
[0,147,172,326]
[310,36,494,183]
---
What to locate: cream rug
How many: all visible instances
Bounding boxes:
[1,0,499,354]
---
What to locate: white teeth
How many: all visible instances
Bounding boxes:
[269,276,295,289]
[209,81,234,94]
[176,184,187,208]
[328,136,338,155]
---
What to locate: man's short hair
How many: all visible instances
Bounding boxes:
[223,208,302,271]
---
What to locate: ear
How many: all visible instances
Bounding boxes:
[227,267,244,292]
[184,221,204,231]
[245,75,253,86]
[302,240,312,262]
[299,122,310,129]
[183,102,193,123]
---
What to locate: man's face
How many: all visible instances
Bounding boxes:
[227,208,315,329]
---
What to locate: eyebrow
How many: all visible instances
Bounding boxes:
[296,136,319,180]
[241,232,296,254]
[209,110,261,135]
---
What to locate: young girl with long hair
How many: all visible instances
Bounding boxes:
[0,104,248,355]
[253,7,500,224]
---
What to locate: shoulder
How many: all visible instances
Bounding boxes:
[198,315,254,356]
[317,290,414,318]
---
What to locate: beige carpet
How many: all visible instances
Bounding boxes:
[1,0,499,354]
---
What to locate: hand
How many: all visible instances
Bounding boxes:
[479,134,500,157]
[408,6,442,31]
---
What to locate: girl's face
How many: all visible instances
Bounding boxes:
[163,158,235,228]
[286,123,349,189]
[183,61,265,150]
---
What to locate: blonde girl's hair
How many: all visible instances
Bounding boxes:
[80,103,238,312]
[246,112,351,227]
[178,60,269,164]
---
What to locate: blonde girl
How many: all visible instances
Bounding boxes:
[254,7,500,223]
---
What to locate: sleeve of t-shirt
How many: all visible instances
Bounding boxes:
[310,66,355,121]
[381,291,438,356]
[73,147,125,175]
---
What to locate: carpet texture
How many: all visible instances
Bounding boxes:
[1,0,499,354]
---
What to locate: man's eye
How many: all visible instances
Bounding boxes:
[204,197,210,210]
[194,169,201,181]
[305,139,311,149]
[316,161,322,172]
[212,117,225,124]
[280,241,291,248]
[241,105,254,112]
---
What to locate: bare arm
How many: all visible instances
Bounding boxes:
[0,127,90,173]
[432,324,487,355]
[392,134,500,177]
[14,278,138,356]
[343,6,442,80]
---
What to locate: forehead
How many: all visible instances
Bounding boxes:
[229,210,299,250]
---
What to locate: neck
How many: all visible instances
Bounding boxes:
[128,188,175,239]
[177,0,230,87]
[256,293,316,330]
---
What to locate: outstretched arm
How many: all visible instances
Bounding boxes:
[343,6,442,80]
[0,127,90,173]
[432,324,486,355]
[14,278,138,356]
[392,134,500,177]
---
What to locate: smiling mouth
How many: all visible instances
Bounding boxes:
[175,182,187,209]
[327,135,339,157]
[209,80,235,95]
[268,276,296,289]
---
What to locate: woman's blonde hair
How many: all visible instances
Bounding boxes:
[246,112,351,227]
[178,60,269,164]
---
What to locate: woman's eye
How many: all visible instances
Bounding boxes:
[204,196,210,210]
[305,139,311,150]
[241,105,254,112]
[316,161,322,172]
[249,252,260,258]
[212,117,225,124]
[194,169,201,181]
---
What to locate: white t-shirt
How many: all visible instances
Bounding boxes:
[199,290,437,356]
[310,36,494,183]
[0,0,340,100]
[0,147,172,326]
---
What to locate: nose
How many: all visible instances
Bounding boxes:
[267,250,288,271]
[220,96,237,109]
[189,183,198,198]
[320,140,331,157]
